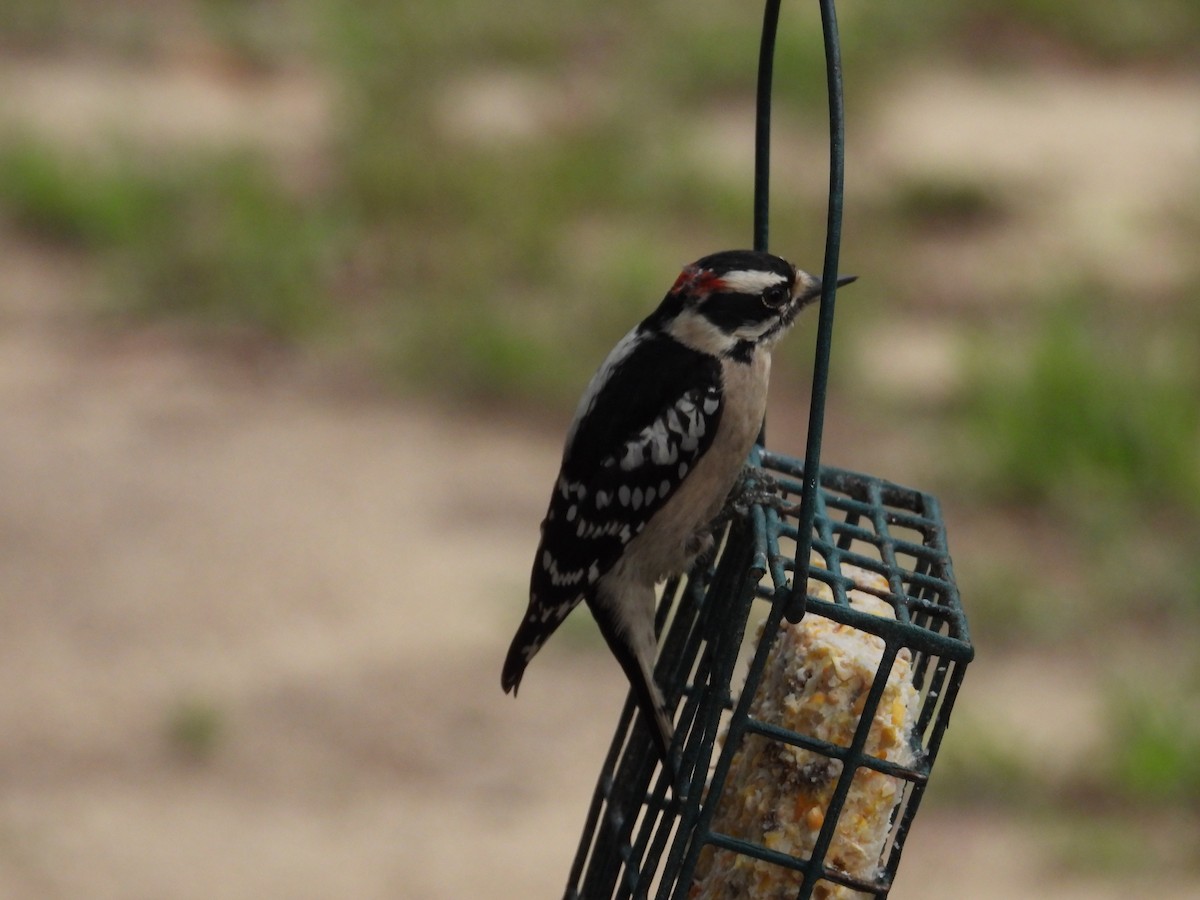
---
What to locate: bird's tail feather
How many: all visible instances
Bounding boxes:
[586,594,676,773]
[501,596,580,695]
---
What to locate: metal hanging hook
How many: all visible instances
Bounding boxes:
[752,0,850,623]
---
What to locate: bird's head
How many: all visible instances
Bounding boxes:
[650,249,854,358]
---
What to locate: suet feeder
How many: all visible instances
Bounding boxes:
[564,2,974,897]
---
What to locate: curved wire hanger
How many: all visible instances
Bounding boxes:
[753,0,849,623]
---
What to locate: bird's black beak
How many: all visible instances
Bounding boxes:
[796,273,857,306]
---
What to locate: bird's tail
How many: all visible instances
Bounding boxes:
[586,592,676,773]
[501,595,579,695]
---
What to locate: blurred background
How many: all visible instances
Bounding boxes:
[1,1,1198,897]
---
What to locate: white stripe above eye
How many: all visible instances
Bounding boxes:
[718,269,789,295]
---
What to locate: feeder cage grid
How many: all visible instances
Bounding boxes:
[564,450,972,899]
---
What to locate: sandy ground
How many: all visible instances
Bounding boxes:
[2,52,1199,899]
[0,234,620,898]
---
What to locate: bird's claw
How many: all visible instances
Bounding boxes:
[712,466,800,530]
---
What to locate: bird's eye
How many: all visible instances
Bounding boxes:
[761,284,790,309]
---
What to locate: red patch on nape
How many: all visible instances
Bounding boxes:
[670,266,724,296]
[696,271,724,293]
[668,267,696,294]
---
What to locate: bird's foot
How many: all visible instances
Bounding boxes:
[720,466,801,524]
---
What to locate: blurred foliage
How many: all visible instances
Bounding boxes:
[947,559,1076,648]
[1046,814,1189,881]
[0,139,345,339]
[971,0,1200,63]
[1,0,1197,389]
[955,289,1200,653]
[1104,675,1200,807]
[886,174,1012,233]
[964,294,1200,513]
[165,695,227,761]
[0,136,164,248]
[0,0,70,48]
[112,154,346,340]
[925,713,1047,810]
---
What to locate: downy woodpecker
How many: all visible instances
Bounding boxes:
[501,249,854,769]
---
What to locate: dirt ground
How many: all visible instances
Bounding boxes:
[2,54,1199,899]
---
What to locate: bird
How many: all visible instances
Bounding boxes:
[501,249,854,771]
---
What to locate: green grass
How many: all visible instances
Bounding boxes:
[931,670,1200,817]
[955,291,1200,643]
[973,0,1200,64]
[887,174,1011,232]
[111,154,346,340]
[925,713,1047,809]
[1104,676,1200,806]
[0,0,70,49]
[165,696,226,761]
[5,0,1199,393]
[196,0,303,71]
[953,559,1079,647]
[0,137,347,340]
[0,136,167,248]
[1046,814,1170,878]
[964,293,1200,513]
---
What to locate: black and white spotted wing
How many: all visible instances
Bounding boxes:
[501,330,723,693]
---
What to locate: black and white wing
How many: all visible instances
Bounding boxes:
[501,330,723,692]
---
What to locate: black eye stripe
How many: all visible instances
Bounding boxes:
[696,293,764,331]
[696,290,785,332]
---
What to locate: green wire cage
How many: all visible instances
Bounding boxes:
[564,2,974,897]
